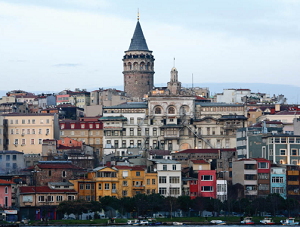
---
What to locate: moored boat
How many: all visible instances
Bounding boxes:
[260,217,275,225]
[281,218,299,225]
[241,217,255,225]
[173,222,183,226]
[210,220,226,225]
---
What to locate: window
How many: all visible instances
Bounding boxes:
[32,129,35,134]
[201,186,213,192]
[150,179,155,185]
[38,129,42,134]
[258,173,269,179]
[168,107,175,114]
[10,129,14,135]
[201,175,213,181]
[123,190,128,196]
[56,196,63,202]
[258,184,269,191]
[14,139,18,145]
[98,183,102,190]
[258,162,269,169]
[170,188,180,195]
[130,128,134,136]
[272,187,284,194]
[80,184,84,190]
[112,183,116,190]
[138,128,141,136]
[272,177,284,183]
[153,128,157,136]
[15,129,19,134]
[280,149,286,156]
[5,186,8,194]
[27,129,30,134]
[62,171,66,177]
[68,195,75,201]
[31,139,35,145]
[47,195,54,202]
[32,119,35,124]
[12,155,17,161]
[6,155,10,161]
[145,128,149,136]
[163,165,167,170]
[155,107,162,114]
[123,181,128,186]
[147,179,150,185]
[46,129,50,135]
[38,196,45,202]
[22,119,25,124]
[159,176,167,183]
[172,165,176,170]
[269,149,273,156]
[291,149,298,156]
[159,187,167,195]
[136,172,140,176]
[169,176,180,183]
[130,117,134,124]
[86,184,91,190]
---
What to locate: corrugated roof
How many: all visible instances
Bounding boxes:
[196,102,244,107]
[19,186,77,194]
[177,148,236,154]
[114,166,145,171]
[103,102,147,109]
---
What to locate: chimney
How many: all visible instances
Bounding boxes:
[275,103,280,112]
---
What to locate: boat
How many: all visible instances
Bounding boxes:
[140,220,149,226]
[210,220,226,225]
[281,218,299,225]
[241,217,255,225]
[260,217,275,225]
[128,220,139,225]
[173,222,183,226]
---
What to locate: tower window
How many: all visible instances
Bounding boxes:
[147,81,149,85]
[135,80,138,84]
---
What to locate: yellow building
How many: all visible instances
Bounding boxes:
[71,166,157,200]
[71,166,119,201]
[0,113,59,154]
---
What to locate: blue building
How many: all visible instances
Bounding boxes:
[270,166,286,199]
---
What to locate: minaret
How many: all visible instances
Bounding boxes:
[167,67,181,95]
[123,14,155,99]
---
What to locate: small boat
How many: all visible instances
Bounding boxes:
[132,222,140,226]
[281,218,299,225]
[260,218,275,225]
[210,220,226,225]
[140,220,149,226]
[241,217,255,225]
[173,222,183,226]
[128,220,139,225]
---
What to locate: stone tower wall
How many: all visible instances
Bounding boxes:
[123,50,154,98]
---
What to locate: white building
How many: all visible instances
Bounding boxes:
[216,180,227,202]
[148,159,181,197]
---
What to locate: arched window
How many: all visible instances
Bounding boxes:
[154,107,162,114]
[140,62,144,70]
[129,63,132,70]
[168,107,175,114]
[5,186,8,194]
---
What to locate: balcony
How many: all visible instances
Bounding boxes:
[288,181,299,185]
[288,171,299,175]
[223,124,239,130]
[112,189,117,194]
[164,132,180,139]
[133,185,145,190]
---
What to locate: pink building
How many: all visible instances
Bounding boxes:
[198,170,217,199]
[0,179,14,208]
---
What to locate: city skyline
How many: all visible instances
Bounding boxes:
[1,0,300,93]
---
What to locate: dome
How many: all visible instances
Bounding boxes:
[171,67,177,71]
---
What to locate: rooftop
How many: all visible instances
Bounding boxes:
[128,21,149,51]
[19,186,77,194]
[150,159,180,164]
[177,148,236,154]
[103,102,147,109]
[196,102,244,107]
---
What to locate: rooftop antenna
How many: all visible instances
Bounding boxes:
[173,57,175,67]
[137,8,139,21]
[192,73,194,90]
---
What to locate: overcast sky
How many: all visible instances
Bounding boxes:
[1,0,300,93]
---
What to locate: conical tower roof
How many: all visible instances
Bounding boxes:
[128,21,149,51]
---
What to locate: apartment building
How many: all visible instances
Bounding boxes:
[182,178,198,198]
[286,165,300,200]
[0,150,25,174]
[17,183,77,221]
[69,90,90,108]
[59,117,103,157]
[148,159,181,197]
[253,158,270,198]
[232,159,258,200]
[270,166,286,199]
[217,180,227,202]
[100,102,148,155]
[198,170,217,199]
[0,113,59,154]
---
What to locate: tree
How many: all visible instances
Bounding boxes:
[164,196,179,219]
[57,200,91,219]
[147,193,164,217]
[133,194,148,217]
[177,196,192,216]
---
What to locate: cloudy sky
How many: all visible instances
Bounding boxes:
[1,0,300,93]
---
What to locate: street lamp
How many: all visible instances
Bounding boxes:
[31,169,40,220]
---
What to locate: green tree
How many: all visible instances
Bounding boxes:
[177,196,192,216]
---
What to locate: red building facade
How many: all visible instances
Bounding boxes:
[198,170,217,199]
